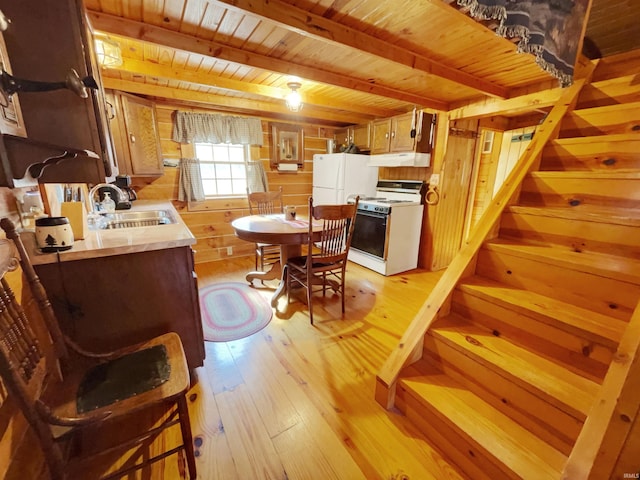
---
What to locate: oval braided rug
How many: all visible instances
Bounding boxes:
[199,282,273,342]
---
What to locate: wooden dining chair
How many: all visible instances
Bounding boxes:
[247,187,284,271]
[0,218,197,480]
[286,196,359,324]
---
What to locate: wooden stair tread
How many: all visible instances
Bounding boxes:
[400,361,566,479]
[430,315,600,419]
[548,133,640,147]
[506,205,640,226]
[457,274,625,348]
[483,238,640,286]
[527,171,640,180]
[568,100,640,117]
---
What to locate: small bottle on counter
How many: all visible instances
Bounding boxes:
[102,192,116,213]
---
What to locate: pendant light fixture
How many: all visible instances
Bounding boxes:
[285,81,303,112]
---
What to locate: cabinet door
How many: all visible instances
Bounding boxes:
[390,112,416,152]
[370,118,391,154]
[353,123,371,150]
[1,0,115,182]
[121,94,164,176]
[34,247,205,370]
[334,127,352,147]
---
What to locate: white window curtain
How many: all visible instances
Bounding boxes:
[172,111,263,146]
[178,158,205,202]
[246,160,268,193]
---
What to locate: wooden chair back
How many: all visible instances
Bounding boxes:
[248,186,284,215]
[285,196,359,323]
[0,220,68,475]
[307,196,359,265]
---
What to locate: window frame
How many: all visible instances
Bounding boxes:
[194,142,250,198]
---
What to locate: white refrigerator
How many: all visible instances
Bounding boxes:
[312,153,379,205]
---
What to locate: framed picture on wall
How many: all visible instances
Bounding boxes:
[0,32,26,137]
[270,123,303,170]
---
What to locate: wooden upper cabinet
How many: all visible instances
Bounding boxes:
[371,111,435,155]
[106,90,163,177]
[352,123,371,151]
[371,119,392,154]
[0,0,116,183]
[390,113,417,152]
[334,127,351,147]
[335,123,371,152]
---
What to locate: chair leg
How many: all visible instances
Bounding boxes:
[307,271,314,324]
[177,394,197,479]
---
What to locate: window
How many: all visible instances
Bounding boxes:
[482,130,495,153]
[194,143,249,196]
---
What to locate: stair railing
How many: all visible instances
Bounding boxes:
[375,60,599,409]
[562,297,640,479]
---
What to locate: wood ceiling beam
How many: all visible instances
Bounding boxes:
[110,57,399,119]
[88,11,449,111]
[449,86,563,120]
[212,0,508,99]
[102,78,375,124]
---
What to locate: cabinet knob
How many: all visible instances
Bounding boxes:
[129,133,136,143]
[391,131,395,138]
[385,132,389,139]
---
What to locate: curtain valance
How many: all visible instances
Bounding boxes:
[456,0,589,87]
[172,111,263,146]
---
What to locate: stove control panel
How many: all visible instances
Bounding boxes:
[358,203,391,214]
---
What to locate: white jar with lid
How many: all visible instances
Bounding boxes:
[35,217,74,252]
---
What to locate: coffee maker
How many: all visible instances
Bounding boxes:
[112,175,137,203]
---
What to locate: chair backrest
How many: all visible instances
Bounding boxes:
[307,196,359,264]
[248,186,284,215]
[0,219,67,473]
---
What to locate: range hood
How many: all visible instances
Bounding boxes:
[367,152,431,167]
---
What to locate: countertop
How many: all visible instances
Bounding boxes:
[24,200,196,266]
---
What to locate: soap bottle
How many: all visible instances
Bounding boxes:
[102,192,116,213]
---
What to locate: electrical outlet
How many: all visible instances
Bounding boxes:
[226,246,233,255]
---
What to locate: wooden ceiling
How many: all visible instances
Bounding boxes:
[85,0,640,127]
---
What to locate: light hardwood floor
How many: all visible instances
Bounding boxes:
[14,257,463,480]
[185,257,462,480]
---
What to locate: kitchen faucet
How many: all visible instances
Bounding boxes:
[88,183,126,214]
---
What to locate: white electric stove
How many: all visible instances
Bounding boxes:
[348,180,425,275]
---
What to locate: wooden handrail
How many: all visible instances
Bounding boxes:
[375,60,599,408]
[562,297,640,479]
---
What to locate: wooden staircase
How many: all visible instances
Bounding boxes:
[384,52,640,479]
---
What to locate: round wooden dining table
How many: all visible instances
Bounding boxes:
[231,214,323,307]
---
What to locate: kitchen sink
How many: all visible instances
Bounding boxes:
[89,210,177,230]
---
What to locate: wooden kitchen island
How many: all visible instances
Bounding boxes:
[23,201,205,370]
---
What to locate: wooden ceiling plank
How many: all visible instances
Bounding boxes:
[88,11,449,110]
[162,0,187,32]
[210,0,508,99]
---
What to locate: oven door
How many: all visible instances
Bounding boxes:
[351,209,388,259]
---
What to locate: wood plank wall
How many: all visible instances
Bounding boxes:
[130,102,335,264]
